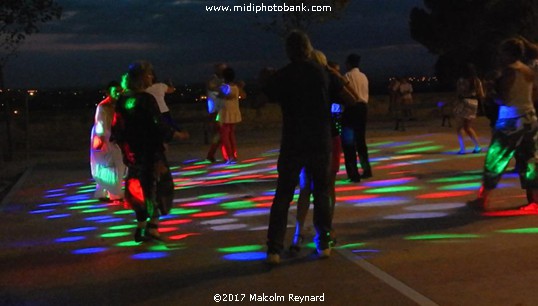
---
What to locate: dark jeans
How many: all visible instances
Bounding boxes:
[267,150,333,254]
[341,104,371,179]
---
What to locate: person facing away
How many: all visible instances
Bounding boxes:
[217,67,246,164]
[341,53,373,182]
[206,63,228,162]
[467,37,538,212]
[454,63,483,154]
[90,81,126,203]
[263,30,334,264]
[146,75,184,132]
[290,50,357,254]
[111,61,189,243]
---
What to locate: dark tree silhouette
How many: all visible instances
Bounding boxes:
[0,0,61,161]
[410,0,538,88]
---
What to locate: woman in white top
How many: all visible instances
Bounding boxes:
[218,67,245,164]
[455,64,483,154]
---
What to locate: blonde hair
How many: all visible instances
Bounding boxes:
[311,49,328,66]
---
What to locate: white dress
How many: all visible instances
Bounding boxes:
[90,97,126,200]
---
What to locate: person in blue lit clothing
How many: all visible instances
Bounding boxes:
[90,81,126,203]
[111,61,189,242]
[467,38,538,212]
[206,63,229,163]
[263,31,334,264]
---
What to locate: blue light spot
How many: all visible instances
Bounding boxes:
[46,214,71,219]
[96,218,125,223]
[222,252,266,261]
[131,252,169,260]
[44,193,66,198]
[64,194,91,202]
[30,209,55,214]
[233,209,270,217]
[56,236,86,243]
[68,227,98,233]
[39,202,62,207]
[85,216,112,221]
[72,247,107,254]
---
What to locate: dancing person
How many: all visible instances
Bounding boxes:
[341,53,373,182]
[90,81,126,203]
[290,51,356,254]
[111,61,189,242]
[264,31,334,264]
[454,64,483,154]
[206,63,228,163]
[146,76,183,132]
[467,38,538,211]
[217,67,245,164]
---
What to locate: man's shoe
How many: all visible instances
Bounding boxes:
[266,253,280,265]
[362,171,373,179]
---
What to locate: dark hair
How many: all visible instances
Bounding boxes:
[285,30,313,62]
[346,53,361,68]
[222,67,235,83]
[499,38,525,61]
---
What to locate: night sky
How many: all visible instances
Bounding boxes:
[5,0,436,89]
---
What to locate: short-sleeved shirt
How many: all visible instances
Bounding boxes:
[146,83,170,113]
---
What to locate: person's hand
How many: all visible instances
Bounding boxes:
[174,130,190,140]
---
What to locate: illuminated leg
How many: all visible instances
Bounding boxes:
[292,168,311,252]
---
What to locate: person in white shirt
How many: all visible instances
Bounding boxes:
[341,53,372,182]
[146,76,183,132]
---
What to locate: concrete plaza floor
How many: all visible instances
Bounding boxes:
[2,117,538,306]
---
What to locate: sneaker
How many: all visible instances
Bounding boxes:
[472,147,482,154]
[266,253,280,265]
[457,150,466,155]
[317,248,331,259]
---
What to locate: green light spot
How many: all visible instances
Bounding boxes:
[364,186,420,193]
[113,210,133,215]
[199,193,227,199]
[398,145,444,154]
[101,232,131,238]
[149,244,185,251]
[405,234,482,240]
[337,242,366,249]
[82,208,108,213]
[430,175,481,183]
[125,97,136,110]
[116,241,140,247]
[218,245,263,253]
[437,182,481,190]
[169,208,202,215]
[109,224,137,230]
[181,170,207,176]
[221,201,255,210]
[69,205,94,210]
[497,227,538,234]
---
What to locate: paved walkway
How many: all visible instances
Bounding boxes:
[2,117,538,306]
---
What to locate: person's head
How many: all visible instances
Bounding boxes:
[106,80,122,100]
[498,38,525,65]
[214,63,227,77]
[222,67,235,83]
[285,30,313,62]
[126,60,154,91]
[345,53,361,70]
[311,49,328,67]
